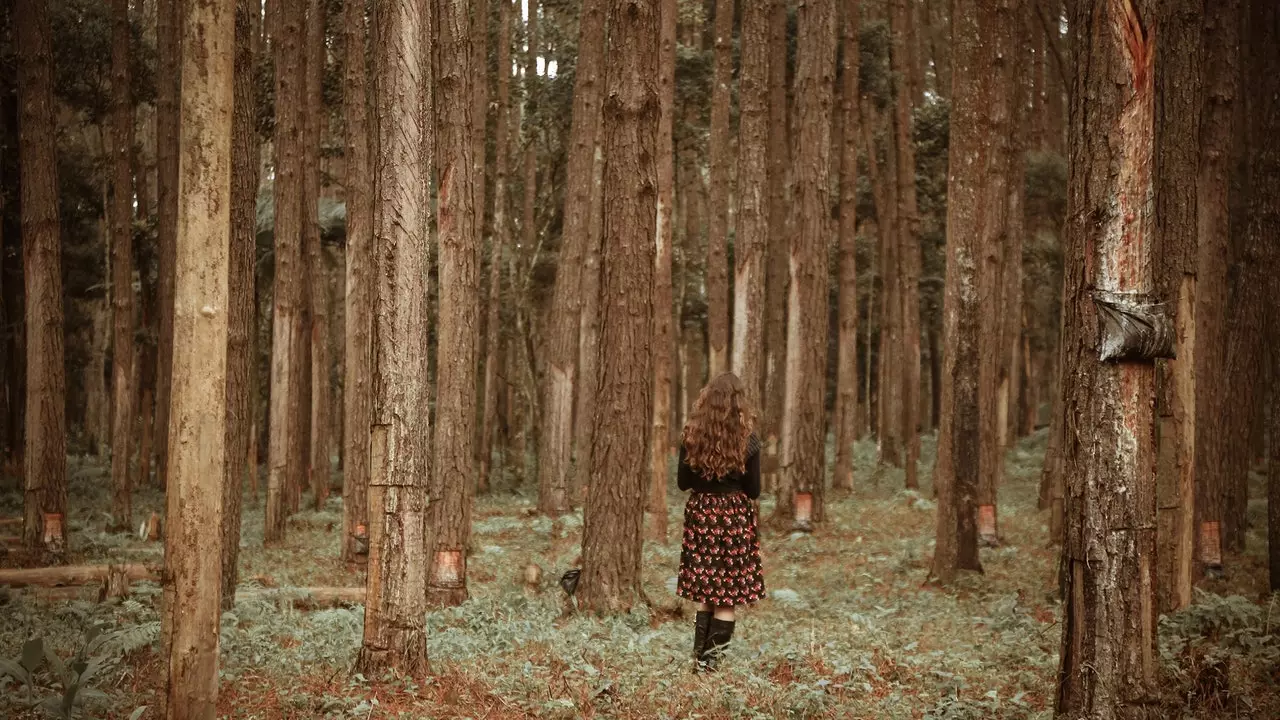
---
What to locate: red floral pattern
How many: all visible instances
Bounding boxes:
[676,491,764,606]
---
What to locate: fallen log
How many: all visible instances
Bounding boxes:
[234,586,365,609]
[0,563,160,588]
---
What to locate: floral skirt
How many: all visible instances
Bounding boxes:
[676,491,765,606]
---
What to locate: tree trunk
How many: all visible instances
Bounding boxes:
[303,0,326,509]
[16,0,67,555]
[154,0,180,492]
[831,0,859,492]
[1153,0,1201,614]
[1056,1,1160,714]
[341,0,373,563]
[776,0,836,529]
[109,0,136,533]
[578,0,658,614]
[536,0,606,517]
[222,0,260,609]
[164,0,233,711]
[922,0,950,99]
[356,0,431,678]
[762,0,790,475]
[266,0,307,544]
[1194,0,1239,575]
[705,0,732,379]
[571,141,605,504]
[865,102,902,472]
[479,0,512,494]
[733,0,769,415]
[648,0,676,541]
[891,0,921,491]
[428,0,480,607]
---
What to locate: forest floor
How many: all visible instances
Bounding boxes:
[1,432,1278,719]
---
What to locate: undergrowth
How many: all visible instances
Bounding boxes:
[1,435,1277,718]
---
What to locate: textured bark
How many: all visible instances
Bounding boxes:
[1056,1,1160,715]
[85,300,110,456]
[867,101,902,471]
[428,0,480,607]
[266,0,307,544]
[762,0,790,464]
[572,143,605,503]
[578,0,657,615]
[164,0,233,712]
[537,0,606,517]
[1194,0,1239,572]
[479,0,512,493]
[776,0,836,528]
[975,2,1014,546]
[891,0,922,491]
[109,0,136,532]
[930,0,988,584]
[356,0,431,678]
[341,0,373,563]
[733,0,769,412]
[303,0,326,509]
[16,0,67,553]
[155,0,180,492]
[832,0,859,493]
[647,0,676,541]
[1153,0,1201,614]
[1248,0,1280,595]
[222,0,260,609]
[705,0,732,379]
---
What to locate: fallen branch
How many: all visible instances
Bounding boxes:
[234,586,365,609]
[0,563,160,588]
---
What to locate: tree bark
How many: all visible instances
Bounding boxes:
[867,101,902,472]
[890,0,922,491]
[1194,0,1239,574]
[776,0,836,528]
[356,0,431,678]
[832,0,859,493]
[109,0,136,533]
[164,0,234,711]
[16,0,67,555]
[428,0,480,607]
[648,0,676,541]
[155,0,180,491]
[578,0,658,614]
[223,0,260,609]
[733,0,769,414]
[1056,1,1160,715]
[762,0,790,475]
[572,143,605,503]
[303,0,325,509]
[930,0,989,585]
[705,0,733,379]
[479,0,513,494]
[342,0,374,563]
[266,0,307,544]
[536,0,606,517]
[1153,0,1201,614]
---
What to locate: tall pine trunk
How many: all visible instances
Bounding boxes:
[357,0,431,678]
[223,0,260,609]
[777,0,836,528]
[428,0,480,607]
[1056,0,1160,713]
[109,0,136,532]
[164,0,234,711]
[266,0,307,544]
[155,0,179,490]
[303,0,325,509]
[479,0,513,493]
[891,0,921,491]
[647,0,676,541]
[931,0,994,584]
[16,0,67,554]
[579,0,658,615]
[762,0,790,485]
[536,0,606,517]
[342,0,374,562]
[831,0,859,492]
[572,142,605,503]
[1153,0,1201,613]
[705,0,732,379]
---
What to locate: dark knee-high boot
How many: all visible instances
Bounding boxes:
[691,610,712,667]
[698,618,735,672]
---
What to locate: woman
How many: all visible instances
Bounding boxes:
[676,372,765,672]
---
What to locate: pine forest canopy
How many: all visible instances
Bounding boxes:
[0,0,1277,717]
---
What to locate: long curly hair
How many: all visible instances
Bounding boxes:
[681,372,758,479]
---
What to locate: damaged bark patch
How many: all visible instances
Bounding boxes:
[1094,290,1175,362]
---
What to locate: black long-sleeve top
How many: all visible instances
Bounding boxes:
[677,434,762,500]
